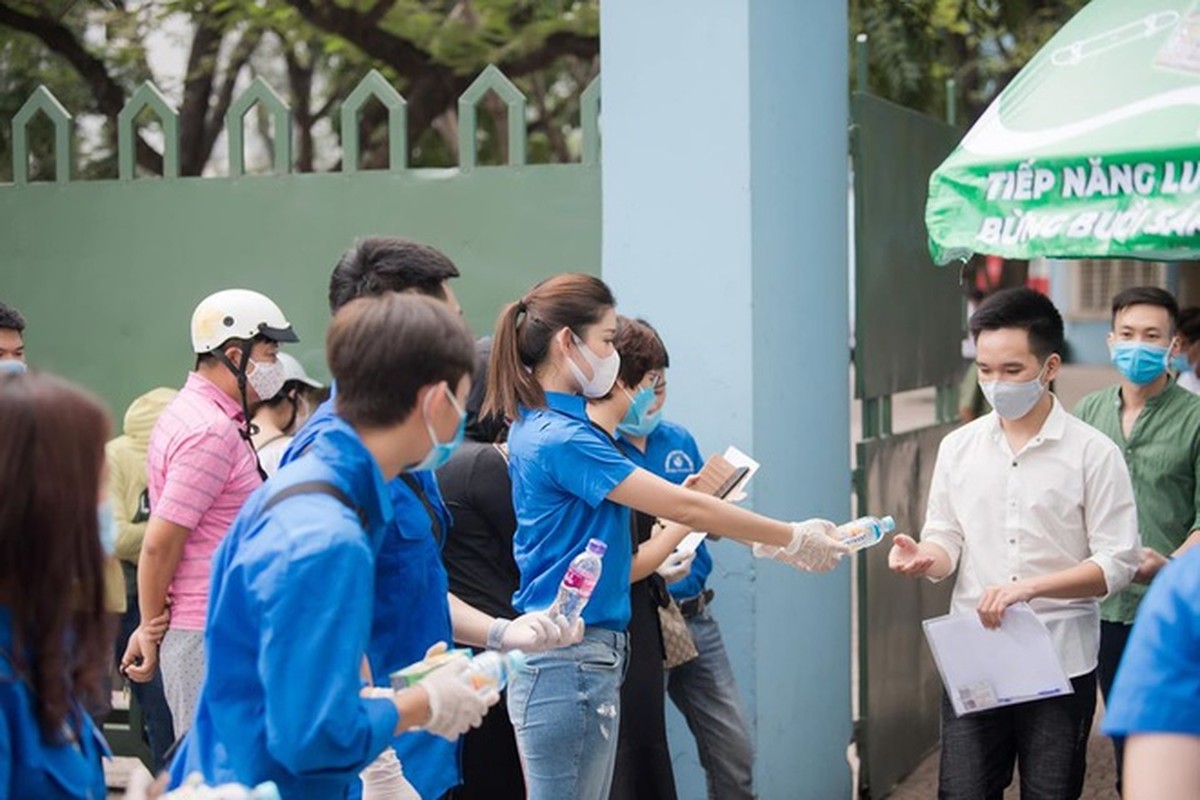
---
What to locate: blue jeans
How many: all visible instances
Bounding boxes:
[507,629,628,800]
[667,605,755,800]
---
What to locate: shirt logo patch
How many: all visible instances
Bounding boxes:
[664,450,695,475]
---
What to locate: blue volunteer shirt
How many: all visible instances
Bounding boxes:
[283,388,459,800]
[170,419,399,798]
[0,607,110,800]
[508,392,637,631]
[1102,545,1200,738]
[617,419,712,601]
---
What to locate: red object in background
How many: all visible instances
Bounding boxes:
[1025,257,1050,296]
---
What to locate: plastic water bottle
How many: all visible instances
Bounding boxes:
[549,538,607,622]
[464,649,527,693]
[836,515,896,551]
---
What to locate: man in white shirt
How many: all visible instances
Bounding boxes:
[889,287,1141,799]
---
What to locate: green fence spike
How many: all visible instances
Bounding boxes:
[12,86,73,185]
[341,70,407,173]
[118,82,179,180]
[457,65,527,171]
[855,33,869,94]
[581,76,600,167]
[227,77,292,176]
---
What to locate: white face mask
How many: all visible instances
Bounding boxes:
[979,362,1049,421]
[246,358,287,401]
[565,333,620,398]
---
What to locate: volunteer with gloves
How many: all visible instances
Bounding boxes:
[168,294,500,798]
[483,274,848,800]
[612,317,758,800]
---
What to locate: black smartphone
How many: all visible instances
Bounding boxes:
[714,466,750,500]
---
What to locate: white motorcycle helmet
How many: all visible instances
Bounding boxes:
[190,289,298,354]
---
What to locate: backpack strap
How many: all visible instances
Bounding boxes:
[262,480,367,529]
[398,473,445,546]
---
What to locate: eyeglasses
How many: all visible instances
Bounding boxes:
[645,371,666,391]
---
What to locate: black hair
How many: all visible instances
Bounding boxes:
[1179,307,1200,343]
[969,287,1065,360]
[328,237,461,313]
[464,337,507,443]
[0,301,26,333]
[1111,286,1180,332]
[328,293,475,428]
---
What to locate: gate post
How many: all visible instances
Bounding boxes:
[601,2,851,796]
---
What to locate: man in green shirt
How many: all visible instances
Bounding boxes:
[1074,285,1200,790]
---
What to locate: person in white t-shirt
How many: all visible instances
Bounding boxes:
[251,353,327,476]
[888,287,1141,800]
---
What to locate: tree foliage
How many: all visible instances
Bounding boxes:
[850,0,1090,125]
[0,0,598,178]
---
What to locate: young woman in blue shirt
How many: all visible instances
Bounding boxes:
[0,373,115,799]
[483,273,848,800]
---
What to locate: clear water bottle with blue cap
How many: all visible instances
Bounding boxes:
[835,515,896,551]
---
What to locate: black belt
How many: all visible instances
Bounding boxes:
[678,588,714,618]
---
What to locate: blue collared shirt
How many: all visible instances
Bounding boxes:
[1103,546,1200,738]
[1,607,110,800]
[282,388,458,799]
[618,419,712,601]
[170,418,399,799]
[508,392,637,631]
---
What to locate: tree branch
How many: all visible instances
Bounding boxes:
[284,0,432,75]
[0,0,162,174]
[201,26,264,165]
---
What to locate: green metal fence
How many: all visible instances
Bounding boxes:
[851,55,964,796]
[2,67,601,421]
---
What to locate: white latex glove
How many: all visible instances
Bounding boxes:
[656,550,696,585]
[419,659,498,741]
[360,746,420,800]
[752,519,849,573]
[494,611,584,653]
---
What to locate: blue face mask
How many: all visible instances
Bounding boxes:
[98,500,117,557]
[617,385,663,438]
[1111,341,1170,386]
[1171,353,1191,374]
[410,383,466,472]
[0,359,27,375]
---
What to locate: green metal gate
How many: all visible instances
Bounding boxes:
[850,78,963,797]
[1,67,601,419]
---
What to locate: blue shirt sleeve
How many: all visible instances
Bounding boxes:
[547,428,637,508]
[1102,550,1200,737]
[254,519,399,774]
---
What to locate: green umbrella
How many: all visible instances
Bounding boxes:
[926,0,1200,264]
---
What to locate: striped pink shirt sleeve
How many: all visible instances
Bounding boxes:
[153,428,237,530]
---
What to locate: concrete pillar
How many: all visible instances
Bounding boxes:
[601,1,851,796]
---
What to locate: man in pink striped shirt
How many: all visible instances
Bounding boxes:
[122,289,298,736]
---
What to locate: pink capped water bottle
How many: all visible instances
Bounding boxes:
[549,538,607,622]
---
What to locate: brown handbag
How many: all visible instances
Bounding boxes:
[658,598,699,669]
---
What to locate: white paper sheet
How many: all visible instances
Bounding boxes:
[922,603,1073,716]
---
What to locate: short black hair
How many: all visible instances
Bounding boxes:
[1112,286,1179,332]
[1179,306,1200,343]
[969,287,1064,360]
[328,293,475,428]
[328,237,461,313]
[0,302,26,333]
